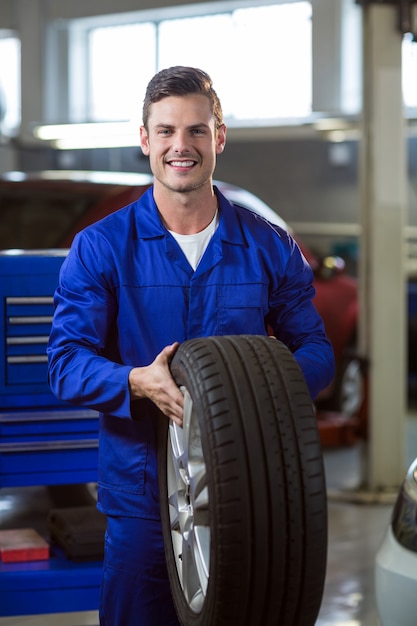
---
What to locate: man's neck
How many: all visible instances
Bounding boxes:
[154,183,218,235]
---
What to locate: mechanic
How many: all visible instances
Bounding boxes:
[47,66,335,626]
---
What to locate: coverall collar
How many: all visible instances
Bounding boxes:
[135,185,248,248]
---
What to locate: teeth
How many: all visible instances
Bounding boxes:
[170,161,194,167]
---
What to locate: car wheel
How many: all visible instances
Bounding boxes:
[158,335,327,626]
[334,355,364,417]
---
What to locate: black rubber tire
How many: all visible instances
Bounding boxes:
[158,335,327,626]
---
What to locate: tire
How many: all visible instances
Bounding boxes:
[158,335,327,626]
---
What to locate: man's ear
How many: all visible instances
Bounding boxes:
[140,126,150,156]
[216,124,227,155]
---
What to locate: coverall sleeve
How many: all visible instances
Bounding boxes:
[47,232,133,418]
[266,233,335,399]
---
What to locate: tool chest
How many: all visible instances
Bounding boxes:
[0,251,102,616]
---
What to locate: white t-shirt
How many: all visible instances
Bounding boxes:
[169,211,219,271]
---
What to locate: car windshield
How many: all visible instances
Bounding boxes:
[0,187,100,249]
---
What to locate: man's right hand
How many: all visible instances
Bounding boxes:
[128,342,184,426]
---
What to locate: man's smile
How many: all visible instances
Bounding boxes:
[168,160,197,168]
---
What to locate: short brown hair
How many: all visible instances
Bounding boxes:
[142,66,223,130]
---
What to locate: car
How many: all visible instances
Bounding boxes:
[375,456,417,626]
[0,169,360,415]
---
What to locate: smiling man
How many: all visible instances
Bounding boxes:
[47,66,334,626]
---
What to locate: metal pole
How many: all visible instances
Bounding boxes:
[359,2,407,490]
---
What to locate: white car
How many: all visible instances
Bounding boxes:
[375,456,417,626]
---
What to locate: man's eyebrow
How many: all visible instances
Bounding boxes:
[154,122,211,130]
[187,122,210,130]
[188,123,210,130]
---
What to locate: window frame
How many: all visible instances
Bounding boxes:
[43,0,417,133]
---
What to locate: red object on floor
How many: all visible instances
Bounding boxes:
[317,410,361,448]
[0,528,50,563]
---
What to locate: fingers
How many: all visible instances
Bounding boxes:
[153,374,184,425]
[128,342,184,425]
[161,341,180,360]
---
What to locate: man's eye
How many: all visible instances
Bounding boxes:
[192,129,204,135]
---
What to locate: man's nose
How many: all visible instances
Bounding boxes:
[173,131,190,153]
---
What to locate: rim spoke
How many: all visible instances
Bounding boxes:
[166,386,211,613]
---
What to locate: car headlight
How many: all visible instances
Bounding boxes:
[392,457,417,552]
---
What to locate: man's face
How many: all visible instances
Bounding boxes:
[140,94,226,194]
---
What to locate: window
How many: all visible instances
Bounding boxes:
[157,4,312,120]
[67,1,312,126]
[89,22,156,122]
[403,34,417,110]
[44,1,417,136]
[0,32,21,135]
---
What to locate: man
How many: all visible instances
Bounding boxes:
[48,66,334,626]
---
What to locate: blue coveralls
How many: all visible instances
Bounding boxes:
[47,186,334,625]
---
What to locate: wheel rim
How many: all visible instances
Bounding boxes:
[340,359,363,416]
[167,386,211,613]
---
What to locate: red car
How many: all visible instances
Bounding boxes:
[0,170,360,415]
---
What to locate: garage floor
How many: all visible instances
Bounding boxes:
[1,416,416,626]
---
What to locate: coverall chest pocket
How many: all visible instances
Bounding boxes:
[217,283,268,335]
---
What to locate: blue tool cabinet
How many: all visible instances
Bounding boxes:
[0,251,102,617]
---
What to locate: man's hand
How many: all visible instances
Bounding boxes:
[128,342,184,426]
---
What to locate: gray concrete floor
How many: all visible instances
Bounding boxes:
[317,446,393,626]
[1,420,416,626]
